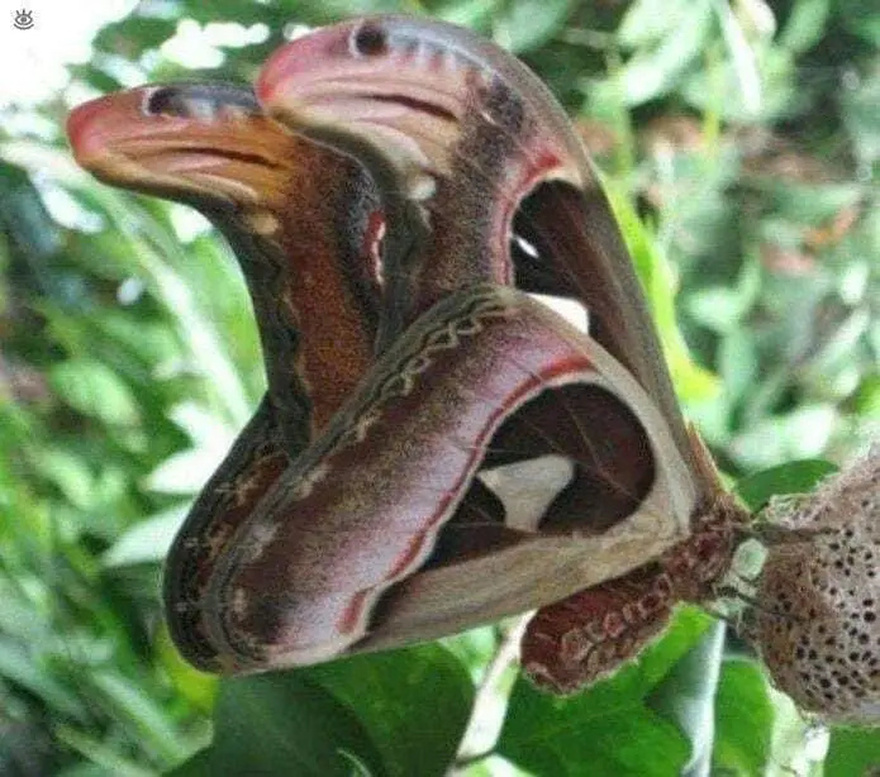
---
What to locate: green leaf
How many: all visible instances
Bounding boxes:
[718,327,759,406]
[154,626,218,716]
[186,671,384,777]
[94,17,178,56]
[778,0,831,54]
[181,647,472,776]
[32,447,96,511]
[686,260,761,335]
[50,358,141,427]
[762,181,862,227]
[611,0,715,105]
[734,458,837,511]
[307,645,475,777]
[89,671,189,765]
[165,749,213,777]
[103,506,187,567]
[825,726,880,777]
[604,182,719,402]
[853,374,880,417]
[492,0,572,53]
[0,638,87,720]
[497,609,713,776]
[647,622,726,776]
[440,625,501,680]
[682,47,802,122]
[618,0,691,48]
[81,191,253,426]
[838,0,880,45]
[55,725,156,777]
[840,65,880,166]
[433,0,503,30]
[711,659,773,777]
[728,405,840,470]
[500,684,690,776]
[636,607,715,688]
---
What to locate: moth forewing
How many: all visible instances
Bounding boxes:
[344,293,704,666]
[195,288,697,668]
[356,316,698,653]
[67,82,383,674]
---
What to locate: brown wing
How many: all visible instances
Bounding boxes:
[68,83,382,668]
[68,83,380,439]
[187,286,695,671]
[256,16,700,488]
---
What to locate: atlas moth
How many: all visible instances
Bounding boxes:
[66,15,878,724]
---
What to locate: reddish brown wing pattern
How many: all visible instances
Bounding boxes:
[240,16,731,671]
[186,284,694,671]
[68,83,382,671]
[67,83,380,441]
[256,15,701,486]
[165,399,290,668]
[72,21,743,677]
[523,567,676,694]
[257,15,747,690]
[256,14,706,566]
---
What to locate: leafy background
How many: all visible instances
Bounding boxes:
[0,0,878,775]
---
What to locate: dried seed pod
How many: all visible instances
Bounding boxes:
[744,448,880,725]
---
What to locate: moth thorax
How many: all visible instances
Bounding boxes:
[743,448,879,725]
[664,493,748,603]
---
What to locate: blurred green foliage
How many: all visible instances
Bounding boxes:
[0,0,877,775]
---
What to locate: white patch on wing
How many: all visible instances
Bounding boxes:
[478,454,575,532]
[528,293,590,334]
[244,522,280,562]
[408,172,437,201]
[513,234,539,258]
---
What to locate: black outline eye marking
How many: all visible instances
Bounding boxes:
[143,85,258,119]
[145,87,178,116]
[350,22,387,58]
